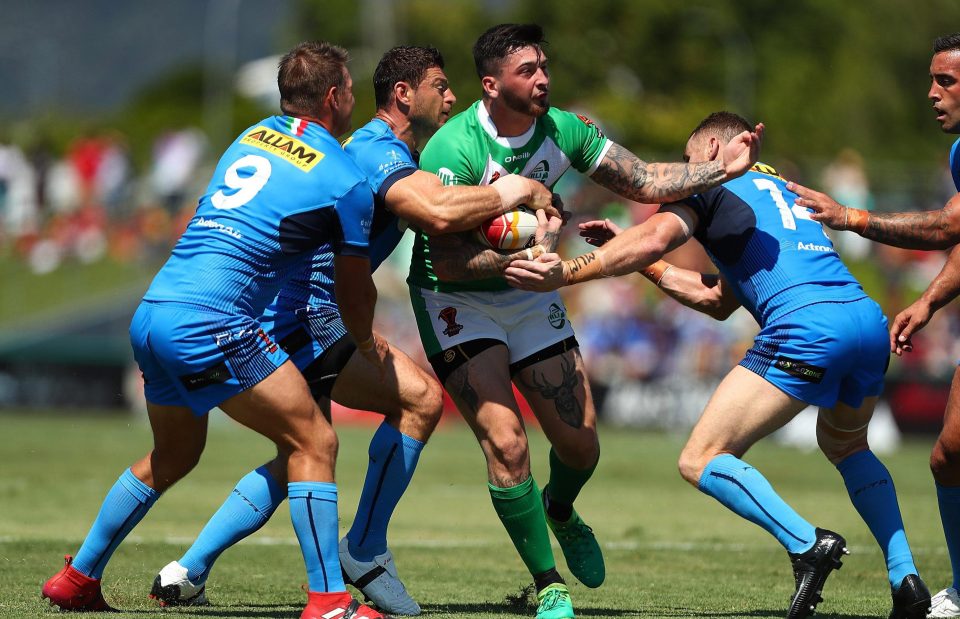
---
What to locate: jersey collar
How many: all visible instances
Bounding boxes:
[476,100,537,149]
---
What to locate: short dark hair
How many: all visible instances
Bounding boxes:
[473,23,546,78]
[934,33,960,54]
[690,111,752,144]
[277,41,349,117]
[373,46,445,108]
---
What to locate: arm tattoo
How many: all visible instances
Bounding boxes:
[864,210,956,250]
[568,252,598,273]
[517,353,584,429]
[591,143,725,203]
[431,231,536,281]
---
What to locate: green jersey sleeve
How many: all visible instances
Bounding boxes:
[550,109,610,174]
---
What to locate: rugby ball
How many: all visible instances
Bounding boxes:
[478,206,538,250]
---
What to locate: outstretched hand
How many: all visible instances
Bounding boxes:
[721,123,764,179]
[504,252,566,292]
[889,299,934,356]
[579,218,623,247]
[786,181,846,230]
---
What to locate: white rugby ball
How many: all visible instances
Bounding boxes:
[477,206,538,250]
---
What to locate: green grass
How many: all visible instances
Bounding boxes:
[0,412,949,618]
[0,256,152,326]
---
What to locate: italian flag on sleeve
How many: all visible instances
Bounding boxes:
[281,116,309,136]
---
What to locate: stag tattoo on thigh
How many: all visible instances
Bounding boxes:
[520,354,584,428]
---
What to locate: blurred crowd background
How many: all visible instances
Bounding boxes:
[3,0,960,435]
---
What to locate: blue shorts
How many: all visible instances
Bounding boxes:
[260,302,354,400]
[130,301,289,415]
[740,297,889,409]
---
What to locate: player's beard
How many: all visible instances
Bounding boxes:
[501,87,549,118]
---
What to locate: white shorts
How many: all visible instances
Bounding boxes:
[409,285,577,365]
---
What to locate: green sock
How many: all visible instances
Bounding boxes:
[546,447,598,509]
[488,477,556,576]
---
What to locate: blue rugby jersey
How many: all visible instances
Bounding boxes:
[950,137,960,191]
[680,164,865,326]
[272,118,417,309]
[143,116,373,318]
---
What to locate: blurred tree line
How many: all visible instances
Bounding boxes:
[10,0,960,208]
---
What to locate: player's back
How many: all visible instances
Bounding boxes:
[144,116,372,318]
[271,118,414,311]
[683,164,866,326]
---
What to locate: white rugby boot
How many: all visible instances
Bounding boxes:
[339,538,420,615]
[929,587,960,618]
[150,561,209,607]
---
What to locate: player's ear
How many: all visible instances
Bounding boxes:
[708,137,722,162]
[394,81,413,106]
[481,75,499,99]
[324,85,339,112]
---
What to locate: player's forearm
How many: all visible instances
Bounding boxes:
[917,246,960,312]
[426,185,507,235]
[433,235,549,281]
[851,205,960,250]
[335,276,377,342]
[591,143,726,203]
[561,227,670,285]
[642,261,740,320]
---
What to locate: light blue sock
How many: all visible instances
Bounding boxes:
[937,482,960,590]
[345,423,424,561]
[179,465,286,582]
[837,451,916,588]
[72,468,160,578]
[289,481,343,593]
[699,454,816,554]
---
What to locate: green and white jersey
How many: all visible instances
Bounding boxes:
[409,100,611,292]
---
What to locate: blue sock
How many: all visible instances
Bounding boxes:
[180,465,285,582]
[937,482,960,590]
[72,468,160,578]
[837,450,917,589]
[289,481,343,593]
[345,423,424,561]
[699,454,816,554]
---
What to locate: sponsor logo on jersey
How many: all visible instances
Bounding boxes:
[548,302,566,329]
[438,306,464,336]
[752,163,784,179]
[436,167,457,186]
[530,160,550,184]
[577,114,605,139]
[378,148,413,176]
[195,216,243,239]
[505,152,531,163]
[241,126,324,171]
[775,356,825,383]
[796,241,834,252]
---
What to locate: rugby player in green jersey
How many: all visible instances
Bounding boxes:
[408,23,761,619]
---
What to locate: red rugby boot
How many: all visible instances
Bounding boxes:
[301,590,390,619]
[41,555,115,612]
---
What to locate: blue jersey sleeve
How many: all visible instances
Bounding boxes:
[950,138,960,192]
[333,180,374,258]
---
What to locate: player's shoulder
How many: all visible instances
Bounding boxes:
[543,107,605,138]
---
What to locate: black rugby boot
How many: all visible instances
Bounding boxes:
[889,574,931,619]
[786,528,848,619]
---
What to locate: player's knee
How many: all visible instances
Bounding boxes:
[406,375,444,432]
[677,444,711,487]
[486,430,529,472]
[931,436,960,484]
[816,420,869,465]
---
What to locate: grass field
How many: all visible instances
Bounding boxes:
[0,411,950,618]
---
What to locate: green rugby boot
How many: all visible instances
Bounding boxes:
[544,497,605,588]
[536,583,575,619]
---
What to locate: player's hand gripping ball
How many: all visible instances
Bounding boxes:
[477,206,538,250]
